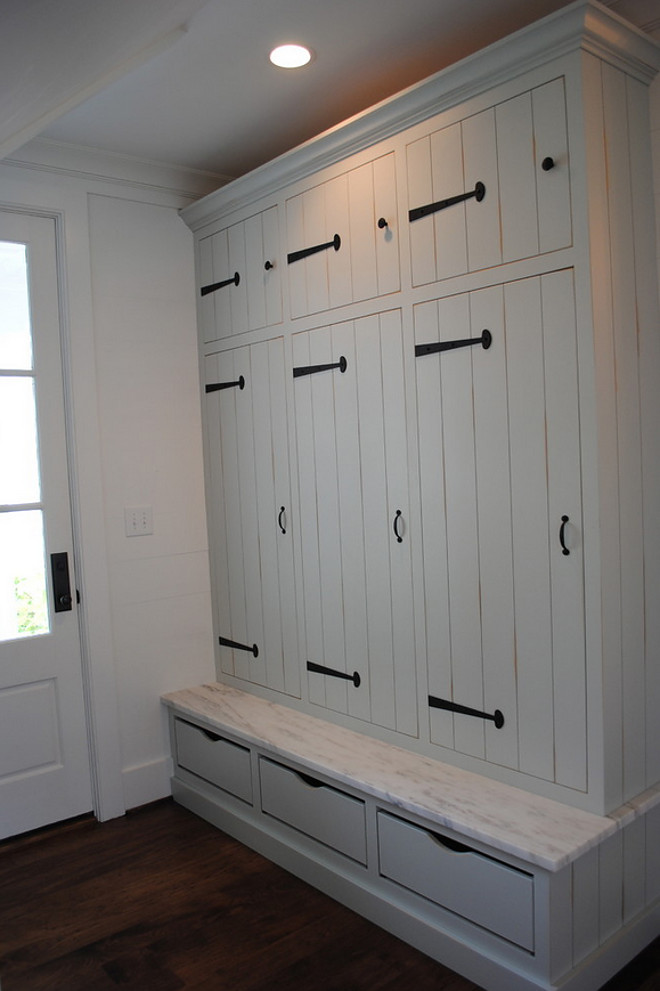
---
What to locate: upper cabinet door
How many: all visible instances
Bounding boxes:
[292,311,416,736]
[286,153,400,319]
[199,206,282,344]
[204,338,299,698]
[407,78,572,287]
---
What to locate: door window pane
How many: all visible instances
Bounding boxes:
[0,242,33,370]
[0,510,49,641]
[0,377,41,504]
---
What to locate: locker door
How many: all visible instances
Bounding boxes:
[416,272,584,786]
[198,224,248,342]
[204,339,299,698]
[293,312,417,735]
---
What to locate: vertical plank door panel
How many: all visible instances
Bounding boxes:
[227,222,249,335]
[379,310,417,737]
[533,78,572,253]
[437,292,484,759]
[497,92,539,263]
[348,163,378,304]
[331,320,371,724]
[244,213,267,331]
[462,108,502,272]
[470,285,519,770]
[430,122,468,281]
[406,136,437,287]
[373,153,400,295]
[542,270,586,792]
[415,299,453,750]
[505,277,555,781]
[292,332,326,709]
[204,354,234,677]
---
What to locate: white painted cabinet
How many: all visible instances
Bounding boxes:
[181,5,660,988]
[186,1,660,820]
[204,338,299,697]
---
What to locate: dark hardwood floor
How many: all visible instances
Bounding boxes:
[1,799,658,991]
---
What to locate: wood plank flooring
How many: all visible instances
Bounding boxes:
[0,798,658,991]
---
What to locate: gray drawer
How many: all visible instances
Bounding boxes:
[378,811,534,950]
[174,718,252,804]
[259,757,367,865]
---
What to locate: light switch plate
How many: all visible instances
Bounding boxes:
[124,506,153,536]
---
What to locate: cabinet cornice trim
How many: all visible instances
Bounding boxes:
[181,0,659,233]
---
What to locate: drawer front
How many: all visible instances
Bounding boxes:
[377,812,534,950]
[175,718,252,804]
[259,758,367,864]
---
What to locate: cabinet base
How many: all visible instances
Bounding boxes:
[171,778,659,991]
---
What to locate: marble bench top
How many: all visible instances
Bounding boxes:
[162,682,642,873]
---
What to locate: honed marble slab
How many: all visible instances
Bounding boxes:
[162,682,617,872]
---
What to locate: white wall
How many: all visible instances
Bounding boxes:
[0,150,218,817]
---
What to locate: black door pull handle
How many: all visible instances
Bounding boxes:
[50,552,73,613]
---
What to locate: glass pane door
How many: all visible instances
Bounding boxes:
[0,240,49,640]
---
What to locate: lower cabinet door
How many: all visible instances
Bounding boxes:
[259,757,367,864]
[377,811,534,950]
[174,718,252,804]
[292,310,417,737]
[204,337,300,698]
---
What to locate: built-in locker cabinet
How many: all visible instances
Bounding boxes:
[292,311,417,735]
[416,269,585,791]
[199,206,282,343]
[204,339,299,697]
[286,153,399,319]
[406,77,571,287]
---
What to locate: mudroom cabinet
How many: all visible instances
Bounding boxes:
[169,4,660,989]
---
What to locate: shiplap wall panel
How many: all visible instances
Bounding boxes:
[602,63,647,803]
[628,73,660,790]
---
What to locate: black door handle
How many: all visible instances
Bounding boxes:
[50,552,73,613]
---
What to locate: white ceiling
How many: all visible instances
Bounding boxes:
[3,0,659,184]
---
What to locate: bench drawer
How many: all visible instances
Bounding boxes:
[259,758,367,864]
[174,718,252,804]
[377,811,534,950]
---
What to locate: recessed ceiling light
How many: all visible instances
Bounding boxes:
[269,43,312,69]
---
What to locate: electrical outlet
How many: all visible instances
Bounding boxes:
[124,506,153,537]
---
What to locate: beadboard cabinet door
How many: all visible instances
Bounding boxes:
[292,311,417,735]
[286,153,399,319]
[199,206,282,344]
[416,269,585,791]
[204,338,299,697]
[406,77,571,287]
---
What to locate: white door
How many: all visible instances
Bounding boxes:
[0,211,93,839]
